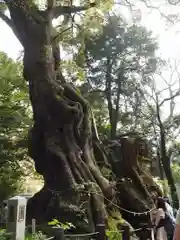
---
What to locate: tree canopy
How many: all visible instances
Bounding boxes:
[76,14,158,139]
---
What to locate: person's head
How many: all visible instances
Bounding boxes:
[164,196,170,205]
[156,197,166,211]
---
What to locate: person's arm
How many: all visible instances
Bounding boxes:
[173,210,180,240]
[173,225,180,240]
[154,209,164,227]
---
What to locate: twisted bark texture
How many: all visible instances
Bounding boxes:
[3,0,162,236]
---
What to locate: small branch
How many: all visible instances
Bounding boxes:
[140,0,175,24]
[0,11,22,43]
[53,25,73,41]
[47,0,55,43]
[168,0,180,5]
[51,3,96,19]
[116,132,140,138]
[159,89,180,107]
[0,11,13,27]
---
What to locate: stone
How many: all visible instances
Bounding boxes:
[7,196,27,240]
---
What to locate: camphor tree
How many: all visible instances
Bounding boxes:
[0,0,119,231]
[0,0,161,235]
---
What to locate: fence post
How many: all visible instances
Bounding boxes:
[53,227,65,240]
[32,218,36,235]
[96,223,106,240]
[122,226,130,240]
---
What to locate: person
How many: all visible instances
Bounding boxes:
[153,197,174,240]
[173,209,180,240]
[164,197,175,223]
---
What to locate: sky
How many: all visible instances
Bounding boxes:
[117,1,180,120]
[0,19,22,59]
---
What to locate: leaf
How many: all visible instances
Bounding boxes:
[0,2,7,12]
[48,219,60,226]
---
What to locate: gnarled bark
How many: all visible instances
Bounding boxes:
[25,48,112,230]
[2,1,162,237]
[104,137,161,238]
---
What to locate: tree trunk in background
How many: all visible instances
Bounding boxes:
[105,137,162,239]
[155,101,178,208]
[157,149,164,181]
[105,62,123,140]
[5,2,162,236]
[105,58,115,139]
[111,79,121,140]
[160,125,178,208]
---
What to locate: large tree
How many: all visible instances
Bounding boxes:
[0,0,161,236]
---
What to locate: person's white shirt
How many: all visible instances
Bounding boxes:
[165,202,175,223]
[173,209,180,239]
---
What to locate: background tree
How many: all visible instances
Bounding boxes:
[138,60,180,206]
[76,14,158,139]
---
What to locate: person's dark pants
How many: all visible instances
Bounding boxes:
[167,234,173,240]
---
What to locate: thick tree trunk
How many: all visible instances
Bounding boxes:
[4,2,162,236]
[4,2,111,231]
[25,46,113,231]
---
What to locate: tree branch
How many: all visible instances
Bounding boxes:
[2,0,41,45]
[159,89,180,107]
[0,11,22,44]
[168,0,180,5]
[0,11,13,27]
[51,3,96,19]
[53,25,73,41]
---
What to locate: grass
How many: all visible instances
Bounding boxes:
[25,231,47,240]
[25,233,33,239]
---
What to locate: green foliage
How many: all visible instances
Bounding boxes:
[171,163,180,183]
[0,229,47,240]
[101,166,113,179]
[0,229,12,240]
[73,14,159,137]
[0,52,33,200]
[153,177,170,196]
[48,219,75,231]
[25,231,47,240]
[0,2,6,12]
[0,229,8,240]
[106,211,124,240]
